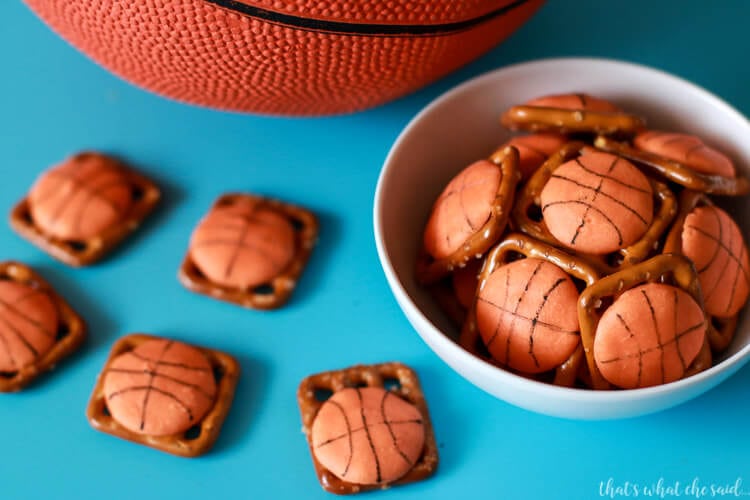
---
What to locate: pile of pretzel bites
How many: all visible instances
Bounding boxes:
[417,93,750,390]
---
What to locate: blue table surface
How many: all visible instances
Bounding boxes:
[2,1,750,499]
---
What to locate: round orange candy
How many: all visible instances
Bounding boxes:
[423,160,502,260]
[540,151,653,254]
[594,283,706,389]
[103,339,217,436]
[0,281,58,373]
[525,93,620,112]
[311,387,425,485]
[28,153,134,241]
[681,206,749,318]
[634,131,735,178]
[476,258,580,374]
[189,197,296,289]
[503,133,567,180]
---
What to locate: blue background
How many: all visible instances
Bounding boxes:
[2,1,749,499]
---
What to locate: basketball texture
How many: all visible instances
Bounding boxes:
[311,387,425,485]
[23,0,544,115]
[103,339,217,436]
[476,258,580,373]
[0,281,59,373]
[28,153,133,241]
[594,283,705,389]
[634,131,735,178]
[189,196,296,289]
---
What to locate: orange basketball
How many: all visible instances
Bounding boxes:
[23,0,544,115]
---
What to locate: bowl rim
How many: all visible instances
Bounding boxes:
[373,56,750,404]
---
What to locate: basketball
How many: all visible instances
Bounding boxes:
[28,153,134,241]
[22,0,544,115]
[540,151,653,254]
[311,387,425,485]
[189,196,296,289]
[594,283,705,389]
[475,258,580,373]
[103,339,217,436]
[681,206,750,318]
[0,281,58,373]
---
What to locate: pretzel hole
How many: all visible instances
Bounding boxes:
[67,240,87,252]
[212,364,225,384]
[571,276,589,294]
[20,209,33,224]
[526,203,543,222]
[56,321,70,341]
[314,388,333,402]
[252,284,275,295]
[102,405,111,417]
[183,424,202,441]
[0,370,16,379]
[592,296,615,315]
[289,217,305,232]
[503,251,526,264]
[605,251,625,268]
[216,197,235,207]
[383,378,402,391]
[130,185,144,202]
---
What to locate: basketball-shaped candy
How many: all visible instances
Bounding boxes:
[524,93,620,112]
[24,0,544,115]
[634,131,735,178]
[540,151,654,254]
[476,258,580,373]
[503,133,567,180]
[594,283,706,389]
[453,258,483,309]
[189,197,296,289]
[681,206,749,318]
[311,387,425,485]
[0,281,58,373]
[103,339,217,436]
[28,153,134,241]
[423,160,503,260]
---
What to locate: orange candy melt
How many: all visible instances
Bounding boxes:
[525,93,620,113]
[476,258,580,374]
[681,206,750,318]
[540,151,653,254]
[422,159,502,260]
[504,133,567,180]
[103,339,217,436]
[634,131,735,178]
[311,387,425,486]
[0,281,58,373]
[189,196,296,289]
[594,283,706,389]
[28,153,134,241]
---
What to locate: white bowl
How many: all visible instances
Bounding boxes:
[373,57,750,419]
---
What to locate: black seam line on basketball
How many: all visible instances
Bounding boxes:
[576,93,587,108]
[0,326,18,369]
[504,261,544,365]
[695,208,726,274]
[728,244,750,315]
[458,167,479,233]
[699,221,735,305]
[687,222,750,297]
[127,351,212,372]
[224,219,252,280]
[683,143,707,160]
[356,388,382,483]
[598,321,705,364]
[672,289,688,371]
[577,156,621,245]
[0,314,39,358]
[659,135,696,149]
[542,200,624,246]
[381,391,415,467]
[105,368,215,400]
[477,297,579,334]
[437,178,491,204]
[572,158,651,194]
[314,419,424,448]
[203,0,532,37]
[192,239,282,271]
[71,178,129,235]
[327,399,354,478]
[641,290,665,384]
[615,313,642,387]
[106,386,195,421]
[45,170,124,215]
[527,277,567,368]
[549,174,649,226]
[489,264,513,355]
[0,298,54,338]
[139,340,173,431]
